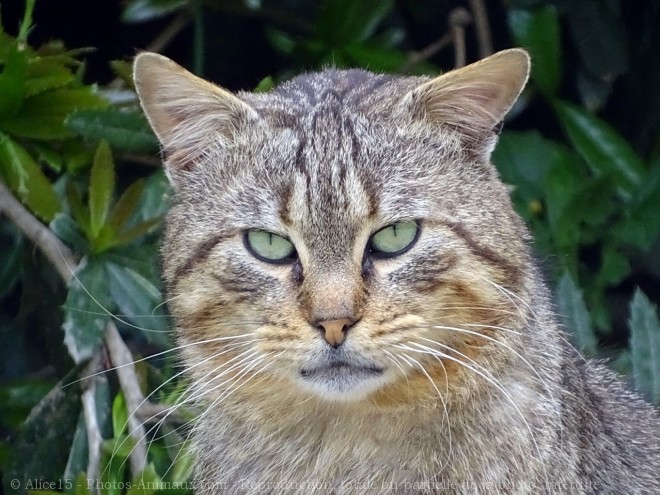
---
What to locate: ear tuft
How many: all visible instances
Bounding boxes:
[404,48,530,139]
[133,52,258,179]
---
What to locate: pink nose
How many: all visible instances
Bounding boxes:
[316,318,354,348]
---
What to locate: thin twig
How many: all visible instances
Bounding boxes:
[146,11,192,54]
[0,180,77,283]
[104,321,148,475]
[468,0,493,58]
[0,179,151,476]
[117,152,162,167]
[449,7,471,68]
[81,354,103,493]
[399,32,453,73]
[138,402,185,424]
[108,12,191,90]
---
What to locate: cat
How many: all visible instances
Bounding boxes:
[133,48,660,494]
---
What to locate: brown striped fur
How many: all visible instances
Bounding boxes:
[134,49,660,494]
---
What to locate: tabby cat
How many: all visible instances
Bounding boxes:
[133,49,660,494]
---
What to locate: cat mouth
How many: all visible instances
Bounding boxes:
[299,361,384,380]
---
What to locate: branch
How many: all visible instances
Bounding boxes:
[468,0,493,58]
[81,355,103,493]
[398,31,452,73]
[449,7,471,68]
[0,180,77,283]
[0,179,151,476]
[104,321,148,475]
[146,11,191,54]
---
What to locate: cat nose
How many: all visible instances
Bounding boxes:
[315,318,355,348]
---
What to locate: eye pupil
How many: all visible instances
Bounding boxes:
[368,220,419,259]
[245,230,296,264]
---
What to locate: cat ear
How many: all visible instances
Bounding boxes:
[133,52,259,179]
[403,48,530,149]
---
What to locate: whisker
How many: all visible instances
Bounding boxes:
[62,333,259,389]
[395,341,550,487]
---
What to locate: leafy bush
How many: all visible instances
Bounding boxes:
[1,0,659,493]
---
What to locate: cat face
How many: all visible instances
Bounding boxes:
[134,50,531,403]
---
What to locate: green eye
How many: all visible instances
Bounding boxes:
[369,221,420,258]
[245,230,296,263]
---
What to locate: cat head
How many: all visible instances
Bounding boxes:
[134,50,531,404]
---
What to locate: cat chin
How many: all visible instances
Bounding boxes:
[294,366,392,402]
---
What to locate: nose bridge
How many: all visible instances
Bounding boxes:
[301,265,363,323]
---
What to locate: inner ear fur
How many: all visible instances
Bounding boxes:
[403,48,530,140]
[133,52,259,172]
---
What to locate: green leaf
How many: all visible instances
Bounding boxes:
[595,247,631,289]
[3,379,81,495]
[25,59,75,96]
[122,0,189,23]
[62,257,115,363]
[126,464,161,495]
[29,142,64,172]
[0,46,27,120]
[254,76,275,93]
[629,289,660,404]
[50,213,89,254]
[493,130,562,207]
[556,273,598,356]
[0,377,53,429]
[66,182,91,236]
[107,179,145,234]
[1,88,107,140]
[63,413,89,481]
[133,170,171,221]
[106,262,169,345]
[112,392,128,437]
[112,218,161,247]
[316,0,394,46]
[89,141,115,238]
[0,133,61,221]
[553,101,644,198]
[508,6,561,96]
[100,438,128,495]
[66,109,159,153]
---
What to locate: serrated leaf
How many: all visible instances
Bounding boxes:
[556,273,598,356]
[89,141,115,238]
[29,142,64,172]
[113,218,161,247]
[134,170,171,221]
[508,6,561,96]
[629,289,660,404]
[0,45,27,120]
[66,182,90,236]
[107,179,145,234]
[0,133,61,221]
[25,59,75,96]
[1,88,107,140]
[554,101,644,198]
[106,262,169,345]
[62,257,115,363]
[66,109,158,153]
